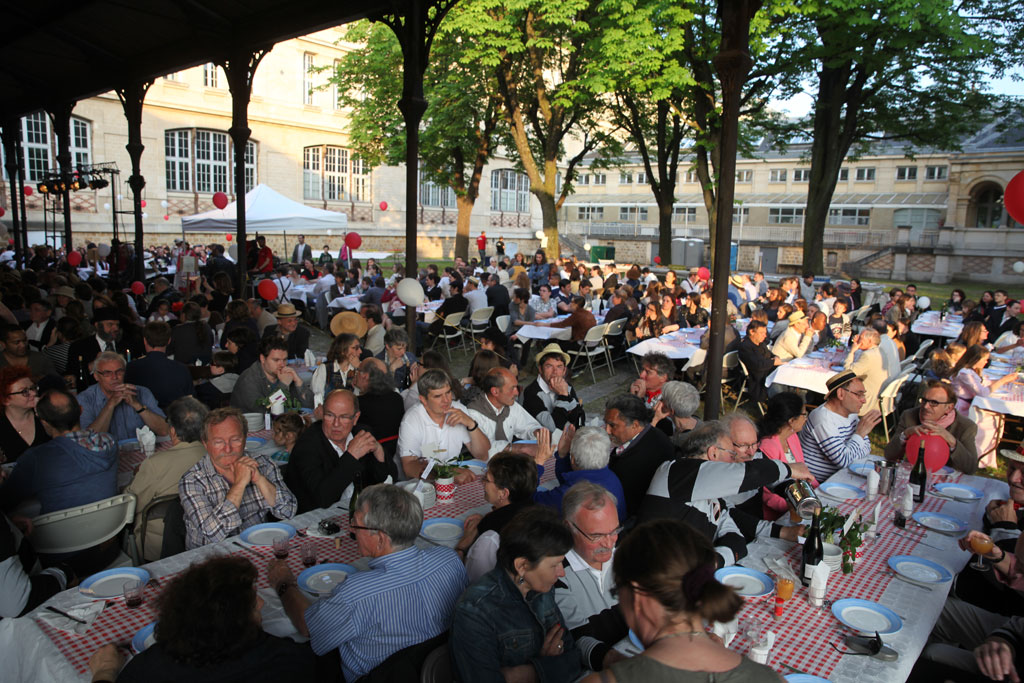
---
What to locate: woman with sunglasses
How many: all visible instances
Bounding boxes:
[0,366,49,464]
[757,392,814,520]
[884,380,980,474]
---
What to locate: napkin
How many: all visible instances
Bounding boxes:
[809,562,829,607]
[749,630,776,664]
[712,617,738,647]
[36,601,105,634]
[136,426,156,455]
[866,469,880,500]
[304,349,317,367]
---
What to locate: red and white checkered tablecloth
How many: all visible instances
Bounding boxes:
[36,457,556,675]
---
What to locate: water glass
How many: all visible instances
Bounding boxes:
[300,540,318,568]
[123,579,144,608]
[272,536,290,559]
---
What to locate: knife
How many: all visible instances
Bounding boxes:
[45,605,88,624]
[890,573,934,591]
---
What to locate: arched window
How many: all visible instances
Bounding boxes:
[490,169,529,212]
[969,182,1003,228]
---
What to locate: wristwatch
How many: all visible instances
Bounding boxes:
[276,581,298,597]
[135,406,146,414]
[468,421,479,432]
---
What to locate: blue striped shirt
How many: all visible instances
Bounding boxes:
[305,544,468,681]
[798,404,870,482]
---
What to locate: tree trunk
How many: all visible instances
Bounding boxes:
[658,199,673,264]
[454,195,473,260]
[537,190,560,258]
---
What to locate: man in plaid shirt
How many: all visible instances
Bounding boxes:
[179,407,296,549]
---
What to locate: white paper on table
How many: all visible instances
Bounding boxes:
[35,602,105,635]
[268,389,287,405]
[136,426,156,454]
[303,349,317,367]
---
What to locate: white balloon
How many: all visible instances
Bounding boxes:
[917,296,931,310]
[142,212,148,219]
[535,230,544,239]
[97,243,111,258]
[228,244,238,259]
[584,243,592,251]
[117,194,123,200]
[1014,261,1024,274]
[397,278,425,307]
[160,200,169,208]
[103,203,111,211]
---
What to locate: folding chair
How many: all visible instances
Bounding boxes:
[878,370,913,439]
[31,493,138,566]
[567,324,610,383]
[463,306,494,350]
[431,310,465,361]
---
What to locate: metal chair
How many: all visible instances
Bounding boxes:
[721,350,739,406]
[567,323,611,383]
[431,310,465,361]
[419,644,453,683]
[602,318,627,371]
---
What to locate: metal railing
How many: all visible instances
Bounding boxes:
[561,221,895,248]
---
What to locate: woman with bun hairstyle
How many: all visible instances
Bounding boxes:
[584,518,781,682]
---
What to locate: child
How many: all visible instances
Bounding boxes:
[269,412,305,464]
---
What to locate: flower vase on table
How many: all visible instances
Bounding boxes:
[433,460,457,504]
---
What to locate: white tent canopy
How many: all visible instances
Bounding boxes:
[181,184,348,232]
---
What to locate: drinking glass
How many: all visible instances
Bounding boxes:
[300,540,318,568]
[272,536,290,560]
[970,535,994,571]
[123,579,144,608]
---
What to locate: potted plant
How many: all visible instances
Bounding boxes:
[840,521,870,574]
[818,507,847,543]
[433,460,457,504]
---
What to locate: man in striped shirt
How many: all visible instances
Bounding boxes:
[799,371,881,482]
[269,484,467,682]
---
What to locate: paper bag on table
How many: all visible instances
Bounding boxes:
[809,562,829,607]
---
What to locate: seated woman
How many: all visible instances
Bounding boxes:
[452,505,583,682]
[310,332,362,410]
[88,556,314,682]
[883,380,978,474]
[634,302,664,341]
[455,450,538,582]
[531,284,559,320]
[0,366,50,463]
[952,345,1017,468]
[460,349,504,406]
[583,518,777,683]
[946,288,966,313]
[682,292,709,329]
[194,351,240,410]
[956,320,989,351]
[658,294,681,334]
[758,391,814,520]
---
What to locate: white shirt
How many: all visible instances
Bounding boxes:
[465,397,543,457]
[465,530,500,583]
[395,402,473,479]
[313,273,337,297]
[497,269,510,284]
[25,321,47,346]
[465,288,488,315]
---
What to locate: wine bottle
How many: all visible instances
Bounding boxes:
[909,442,927,504]
[801,508,824,587]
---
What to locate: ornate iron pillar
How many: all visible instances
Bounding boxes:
[16,126,28,260]
[703,0,760,419]
[222,48,269,297]
[116,81,152,285]
[49,104,75,252]
[0,121,22,261]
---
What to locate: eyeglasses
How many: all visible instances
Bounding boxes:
[7,386,38,397]
[715,446,740,459]
[96,369,126,378]
[843,389,867,399]
[323,412,356,423]
[348,524,382,534]
[733,441,758,452]
[919,397,953,408]
[571,521,623,543]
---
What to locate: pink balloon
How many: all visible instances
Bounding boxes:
[140,200,147,208]
[379,201,388,211]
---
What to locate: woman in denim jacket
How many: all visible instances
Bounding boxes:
[451,506,584,682]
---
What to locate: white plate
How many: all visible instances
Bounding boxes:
[818,482,865,500]
[933,483,983,501]
[79,567,151,600]
[714,567,773,598]
[887,556,952,584]
[848,461,878,477]
[239,522,296,546]
[297,563,356,595]
[831,598,902,636]
[421,518,464,542]
[912,512,968,534]
[131,621,157,653]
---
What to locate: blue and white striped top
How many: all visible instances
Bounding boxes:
[305,544,468,682]
[798,404,871,482]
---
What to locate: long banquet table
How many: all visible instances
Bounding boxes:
[0,457,1005,683]
[764,349,847,394]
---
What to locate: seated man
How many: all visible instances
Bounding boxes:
[465,367,545,458]
[261,303,311,360]
[124,321,194,410]
[79,351,170,441]
[773,310,813,362]
[395,368,489,480]
[521,344,586,440]
[0,324,57,379]
[361,304,386,357]
[603,394,674,519]
[535,296,596,352]
[640,421,808,567]
[554,482,627,673]
[629,352,676,435]
[736,319,782,405]
[0,388,117,515]
[269,484,468,683]
[842,328,886,416]
[125,397,208,561]
[0,511,70,617]
[799,370,881,482]
[179,407,296,549]
[884,380,978,474]
[284,389,392,513]
[231,337,313,413]
[534,426,626,521]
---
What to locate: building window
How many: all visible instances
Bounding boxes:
[733,207,750,223]
[619,171,632,184]
[592,173,607,186]
[352,156,371,201]
[303,53,315,106]
[71,118,91,170]
[490,169,530,212]
[736,169,752,182]
[828,208,870,226]
[324,146,348,200]
[926,165,948,180]
[195,130,229,193]
[203,63,218,88]
[303,147,321,200]
[635,171,646,184]
[579,174,591,186]
[769,169,787,183]
[242,141,257,193]
[577,206,603,220]
[165,129,257,194]
[419,164,455,208]
[893,207,942,231]
[793,168,810,182]
[684,170,698,183]
[21,112,51,183]
[673,206,697,222]
[855,167,875,181]
[619,206,648,221]
[827,251,838,267]
[896,166,917,181]
[332,60,342,109]
[838,168,849,181]
[768,207,804,224]
[165,130,191,192]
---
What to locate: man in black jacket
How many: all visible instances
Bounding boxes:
[603,394,674,519]
[522,344,585,436]
[283,390,393,513]
[736,320,781,404]
[261,303,311,360]
[486,274,511,322]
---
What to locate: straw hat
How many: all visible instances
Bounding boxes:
[826,370,860,393]
[53,286,76,299]
[275,303,301,319]
[788,311,807,324]
[534,342,570,367]
[729,274,744,287]
[999,448,1024,464]
[330,311,367,338]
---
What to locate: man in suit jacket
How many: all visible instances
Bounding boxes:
[882,380,978,474]
[66,308,137,391]
[284,390,393,513]
[603,394,674,519]
[486,274,511,322]
[291,235,313,265]
[261,303,311,360]
[736,320,780,404]
[125,321,194,409]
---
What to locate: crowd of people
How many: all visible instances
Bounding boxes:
[0,237,1020,682]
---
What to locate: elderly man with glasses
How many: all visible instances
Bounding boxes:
[269,484,468,683]
[883,379,978,474]
[79,351,169,441]
[284,389,392,513]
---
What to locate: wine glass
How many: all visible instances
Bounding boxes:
[970,535,994,571]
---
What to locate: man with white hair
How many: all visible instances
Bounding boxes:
[533,426,627,520]
[650,380,701,437]
[843,328,885,415]
[79,351,169,440]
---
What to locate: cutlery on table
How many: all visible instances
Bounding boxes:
[884,571,934,591]
[45,606,88,624]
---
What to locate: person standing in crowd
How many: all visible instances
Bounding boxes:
[290,235,312,265]
[477,231,488,265]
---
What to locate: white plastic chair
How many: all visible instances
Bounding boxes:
[680,348,707,373]
[878,370,913,438]
[31,493,137,562]
[432,310,465,361]
[568,323,610,383]
[602,317,627,372]
[721,350,739,405]
[463,306,494,350]
[495,314,511,334]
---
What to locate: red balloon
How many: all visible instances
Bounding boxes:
[212,192,229,210]
[23,187,32,197]
[379,201,388,211]
[905,433,950,473]
[140,200,147,208]
[257,279,278,301]
[7,239,12,245]
[0,206,5,217]
[130,281,145,295]
[345,232,362,249]
[225,234,233,241]
[67,251,82,266]
[654,256,662,265]
[697,266,710,280]
[171,301,184,313]
[163,214,170,221]
[1006,170,1024,226]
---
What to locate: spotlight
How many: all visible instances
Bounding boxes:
[89,177,108,191]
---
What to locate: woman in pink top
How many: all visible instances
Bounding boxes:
[951,344,1017,468]
[757,392,816,520]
